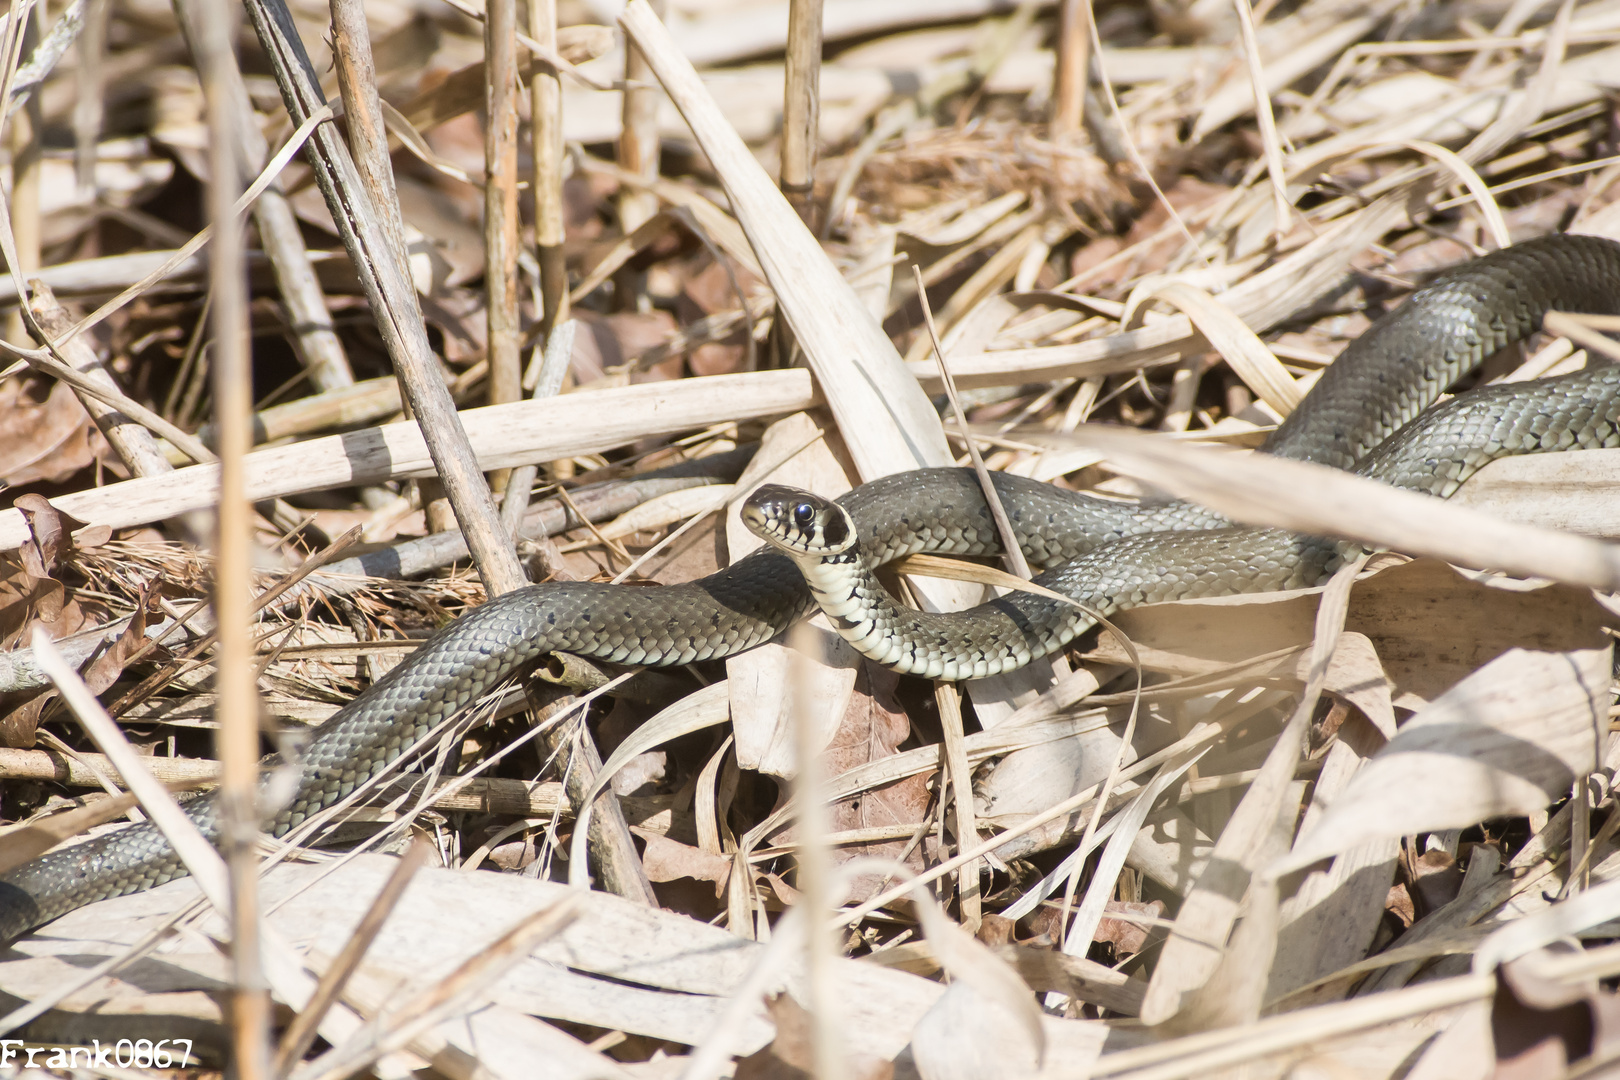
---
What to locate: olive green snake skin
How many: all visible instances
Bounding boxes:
[3,234,1620,940]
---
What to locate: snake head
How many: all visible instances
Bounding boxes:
[741,485,857,556]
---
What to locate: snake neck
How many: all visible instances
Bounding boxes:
[782,542,1079,681]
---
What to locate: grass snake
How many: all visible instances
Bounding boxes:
[3,233,1620,940]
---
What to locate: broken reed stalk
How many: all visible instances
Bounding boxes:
[328,0,409,260]
[72,0,104,192]
[0,369,821,550]
[934,683,982,929]
[485,0,523,469]
[529,0,569,340]
[197,3,271,1073]
[780,0,824,226]
[244,0,524,596]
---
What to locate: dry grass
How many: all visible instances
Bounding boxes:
[0,0,1617,1076]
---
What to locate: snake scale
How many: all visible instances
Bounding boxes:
[2,234,1620,940]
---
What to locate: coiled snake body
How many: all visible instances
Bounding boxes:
[3,235,1620,939]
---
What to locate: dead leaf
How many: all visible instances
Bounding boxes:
[638,832,732,887]
[734,993,895,1080]
[1094,900,1164,958]
[0,376,99,488]
[1282,647,1609,872]
[1346,560,1615,709]
[821,666,934,897]
[1385,883,1416,930]
[15,494,93,587]
[1493,947,1620,1079]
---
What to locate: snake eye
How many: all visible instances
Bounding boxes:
[791,502,816,529]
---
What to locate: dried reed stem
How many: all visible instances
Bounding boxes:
[529,0,568,339]
[246,0,524,595]
[198,3,270,1072]
[781,0,824,226]
[485,0,522,445]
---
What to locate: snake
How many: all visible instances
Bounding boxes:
[2,233,1619,942]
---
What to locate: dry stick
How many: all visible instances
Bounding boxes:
[529,0,568,342]
[197,4,271,1073]
[912,265,1029,579]
[170,0,355,395]
[534,679,659,905]
[0,370,818,551]
[501,321,577,543]
[434,0,614,91]
[911,268,1019,928]
[5,0,84,116]
[780,0,823,228]
[70,0,104,191]
[1051,0,1088,135]
[245,0,525,598]
[271,837,433,1078]
[3,336,215,463]
[5,3,40,347]
[619,0,664,239]
[29,284,173,480]
[485,0,523,474]
[328,0,405,259]
[933,683,981,930]
[1545,310,1620,364]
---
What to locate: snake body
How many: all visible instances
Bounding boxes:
[2,235,1619,940]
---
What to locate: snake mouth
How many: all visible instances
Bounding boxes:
[742,484,857,555]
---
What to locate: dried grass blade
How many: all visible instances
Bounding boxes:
[1125,280,1302,415]
[1279,645,1608,873]
[1073,427,1620,589]
[568,681,730,887]
[619,0,948,478]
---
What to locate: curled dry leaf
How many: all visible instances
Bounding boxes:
[1491,946,1620,1080]
[639,833,732,890]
